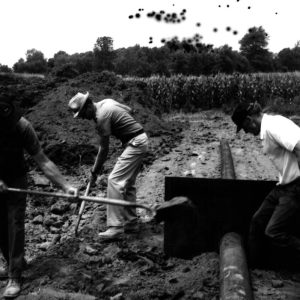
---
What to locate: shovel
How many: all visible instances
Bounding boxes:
[6,187,154,212]
[74,181,91,236]
[6,187,191,229]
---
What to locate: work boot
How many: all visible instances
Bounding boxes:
[0,266,8,280]
[3,278,21,298]
[98,227,124,240]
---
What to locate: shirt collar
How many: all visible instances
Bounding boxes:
[260,113,267,140]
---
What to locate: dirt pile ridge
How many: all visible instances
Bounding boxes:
[20,72,187,172]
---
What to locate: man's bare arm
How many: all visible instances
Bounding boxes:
[92,135,110,176]
[32,150,76,194]
[0,180,7,192]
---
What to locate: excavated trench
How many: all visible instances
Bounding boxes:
[11,112,298,299]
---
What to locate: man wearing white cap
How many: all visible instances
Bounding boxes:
[68,92,149,239]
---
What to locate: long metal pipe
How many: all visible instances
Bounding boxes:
[219,139,253,300]
[6,187,153,212]
[220,139,236,180]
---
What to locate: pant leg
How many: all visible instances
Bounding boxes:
[124,134,149,224]
[0,193,9,263]
[248,187,279,266]
[265,184,300,254]
[107,136,148,227]
[6,176,27,279]
[124,161,144,225]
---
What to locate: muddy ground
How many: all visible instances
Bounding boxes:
[1,73,300,299]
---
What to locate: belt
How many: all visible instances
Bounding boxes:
[121,129,145,145]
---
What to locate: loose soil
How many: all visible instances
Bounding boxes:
[1,73,300,299]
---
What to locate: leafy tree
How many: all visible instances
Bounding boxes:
[180,40,197,53]
[47,51,70,72]
[48,50,94,76]
[186,53,205,75]
[239,26,274,72]
[93,36,115,71]
[13,58,26,73]
[240,26,268,54]
[213,45,250,74]
[53,51,70,67]
[276,46,300,71]
[151,47,171,76]
[114,46,140,75]
[195,43,214,54]
[165,38,200,54]
[25,49,48,73]
[170,51,189,74]
[134,61,153,77]
[15,29,300,76]
[165,37,181,52]
[13,49,47,73]
[47,58,54,69]
[213,45,236,73]
[0,64,12,73]
[197,52,219,75]
[114,45,161,77]
[71,51,94,73]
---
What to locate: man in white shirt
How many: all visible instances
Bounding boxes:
[231,102,300,266]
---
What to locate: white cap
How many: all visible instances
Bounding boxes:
[68,92,89,118]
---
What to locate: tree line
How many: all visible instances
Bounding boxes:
[1,26,300,77]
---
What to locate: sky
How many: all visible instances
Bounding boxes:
[0,0,299,68]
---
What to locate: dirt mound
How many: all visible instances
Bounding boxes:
[19,72,188,172]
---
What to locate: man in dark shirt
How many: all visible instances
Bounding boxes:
[68,92,149,240]
[0,95,77,298]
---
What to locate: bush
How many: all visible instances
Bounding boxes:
[0,64,12,73]
[97,70,118,86]
[50,63,79,78]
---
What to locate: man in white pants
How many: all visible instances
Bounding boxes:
[68,92,149,239]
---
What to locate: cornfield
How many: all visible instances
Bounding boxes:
[124,72,300,114]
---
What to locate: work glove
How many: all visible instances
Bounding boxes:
[0,180,7,193]
[64,185,79,203]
